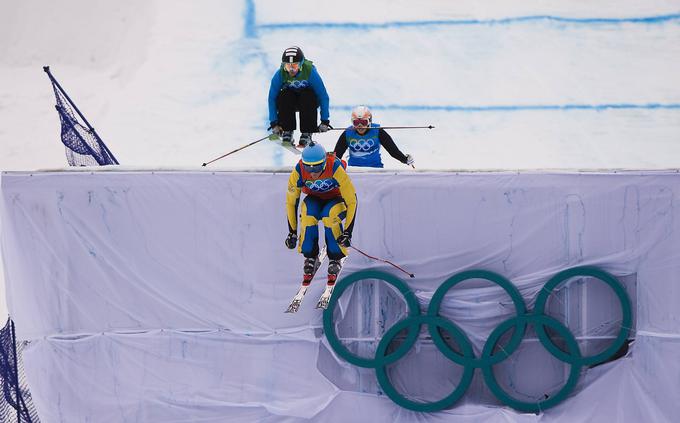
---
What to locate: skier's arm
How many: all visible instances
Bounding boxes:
[285,165,303,232]
[379,129,408,164]
[268,71,283,125]
[333,165,357,235]
[308,67,330,122]
[333,131,349,159]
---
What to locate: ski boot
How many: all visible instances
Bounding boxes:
[298,133,313,147]
[281,131,294,146]
[303,256,319,285]
[328,259,342,279]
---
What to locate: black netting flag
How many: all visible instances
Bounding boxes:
[0,318,40,422]
[44,66,119,166]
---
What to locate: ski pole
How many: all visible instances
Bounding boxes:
[326,125,435,131]
[202,135,271,167]
[349,245,415,278]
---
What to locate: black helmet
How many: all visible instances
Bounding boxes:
[282,46,304,63]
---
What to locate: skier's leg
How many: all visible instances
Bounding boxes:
[299,196,322,258]
[298,88,319,134]
[276,89,298,131]
[321,198,348,260]
[315,199,347,310]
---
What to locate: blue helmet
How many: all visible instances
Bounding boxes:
[301,142,326,173]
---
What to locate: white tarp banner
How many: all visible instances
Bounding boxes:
[1,170,679,422]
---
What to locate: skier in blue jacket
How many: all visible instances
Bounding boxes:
[268,46,331,147]
[333,105,414,168]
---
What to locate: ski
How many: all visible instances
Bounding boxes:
[285,246,328,313]
[316,256,347,310]
[279,141,302,156]
[269,134,301,155]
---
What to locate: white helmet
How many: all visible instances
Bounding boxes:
[351,105,372,129]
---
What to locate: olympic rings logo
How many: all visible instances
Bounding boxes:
[348,138,377,152]
[323,267,632,413]
[305,179,336,192]
[286,80,309,89]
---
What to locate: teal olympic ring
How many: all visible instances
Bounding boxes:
[323,266,632,413]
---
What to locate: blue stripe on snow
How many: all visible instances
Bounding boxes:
[258,13,680,31]
[331,103,680,112]
[244,0,257,38]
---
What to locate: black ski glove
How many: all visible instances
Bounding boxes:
[285,231,298,249]
[337,230,351,248]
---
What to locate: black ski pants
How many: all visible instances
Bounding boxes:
[276,87,318,133]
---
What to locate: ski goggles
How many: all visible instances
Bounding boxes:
[352,118,370,127]
[302,161,325,173]
[283,62,300,72]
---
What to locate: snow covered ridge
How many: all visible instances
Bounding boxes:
[1,170,679,420]
[3,1,680,173]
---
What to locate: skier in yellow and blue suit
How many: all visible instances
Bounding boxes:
[285,141,357,283]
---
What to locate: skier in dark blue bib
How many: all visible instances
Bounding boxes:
[268,46,331,147]
[333,105,414,168]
